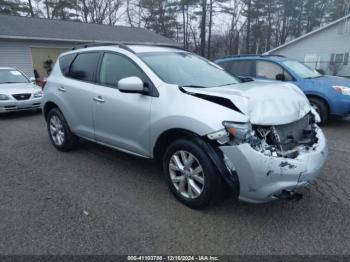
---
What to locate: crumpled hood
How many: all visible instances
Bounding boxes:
[0,83,41,96]
[183,81,311,125]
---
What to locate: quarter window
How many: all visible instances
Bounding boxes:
[59,53,76,77]
[99,53,147,87]
[69,52,100,82]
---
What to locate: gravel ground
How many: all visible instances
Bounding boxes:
[0,111,350,255]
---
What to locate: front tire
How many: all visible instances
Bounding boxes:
[47,108,78,152]
[309,97,328,125]
[163,139,221,209]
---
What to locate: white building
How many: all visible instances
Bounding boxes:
[266,15,350,78]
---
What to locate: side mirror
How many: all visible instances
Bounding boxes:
[29,77,36,83]
[118,77,147,94]
[276,73,286,81]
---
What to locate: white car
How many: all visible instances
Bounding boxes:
[0,67,43,113]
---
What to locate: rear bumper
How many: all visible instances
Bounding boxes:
[220,127,328,203]
[0,98,42,113]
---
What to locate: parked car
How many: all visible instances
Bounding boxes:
[42,44,328,208]
[0,67,43,113]
[215,55,350,124]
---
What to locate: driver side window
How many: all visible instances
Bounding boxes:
[99,53,148,88]
[256,61,292,81]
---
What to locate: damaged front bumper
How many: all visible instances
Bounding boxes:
[219,127,328,203]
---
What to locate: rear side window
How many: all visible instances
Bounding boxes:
[59,54,76,77]
[227,60,255,77]
[69,52,100,82]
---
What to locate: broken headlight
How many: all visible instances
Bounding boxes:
[223,121,252,143]
[207,122,252,145]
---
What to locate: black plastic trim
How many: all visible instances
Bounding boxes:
[192,136,240,199]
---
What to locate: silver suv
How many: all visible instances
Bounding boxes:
[42,44,328,208]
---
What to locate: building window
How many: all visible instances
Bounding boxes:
[335,54,345,64]
[330,53,348,65]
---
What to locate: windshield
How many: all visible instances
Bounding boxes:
[139,52,239,88]
[0,69,29,84]
[282,60,321,79]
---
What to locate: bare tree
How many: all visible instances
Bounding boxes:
[199,0,207,56]
[207,0,213,58]
[77,0,123,24]
[27,0,34,16]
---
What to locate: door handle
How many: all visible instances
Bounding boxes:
[93,96,105,103]
[58,86,66,92]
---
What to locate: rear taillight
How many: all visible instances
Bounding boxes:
[40,78,47,89]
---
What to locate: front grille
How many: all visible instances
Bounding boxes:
[12,93,31,100]
[273,114,312,151]
[254,114,317,157]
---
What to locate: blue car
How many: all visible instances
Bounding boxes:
[215,55,350,124]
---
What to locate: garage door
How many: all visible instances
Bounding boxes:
[31,47,68,80]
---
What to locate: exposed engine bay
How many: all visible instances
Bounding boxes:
[250,113,318,159]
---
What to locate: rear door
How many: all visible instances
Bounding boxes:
[59,52,101,139]
[92,52,153,157]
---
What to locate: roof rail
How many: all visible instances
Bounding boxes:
[220,54,285,59]
[126,42,184,50]
[71,41,184,53]
[262,54,286,58]
[71,42,136,54]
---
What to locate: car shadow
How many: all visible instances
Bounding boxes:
[0,110,42,120]
[77,138,301,217]
[325,116,350,128]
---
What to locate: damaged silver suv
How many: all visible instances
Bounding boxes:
[42,44,328,208]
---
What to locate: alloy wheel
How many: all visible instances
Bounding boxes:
[49,115,65,146]
[168,150,205,199]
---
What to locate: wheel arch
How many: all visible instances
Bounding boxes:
[153,128,200,164]
[306,94,330,114]
[43,101,60,120]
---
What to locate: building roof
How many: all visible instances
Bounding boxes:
[0,14,179,46]
[266,14,350,54]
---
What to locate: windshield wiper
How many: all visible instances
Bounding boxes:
[304,75,322,79]
[218,83,238,87]
[0,82,20,84]
[180,85,208,88]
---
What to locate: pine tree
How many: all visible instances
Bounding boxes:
[139,0,179,39]
[0,0,26,15]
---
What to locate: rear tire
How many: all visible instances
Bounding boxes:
[163,139,221,209]
[47,108,78,152]
[309,97,328,125]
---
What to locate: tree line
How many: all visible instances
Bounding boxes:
[1,0,350,59]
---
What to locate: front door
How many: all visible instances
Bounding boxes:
[93,52,153,157]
